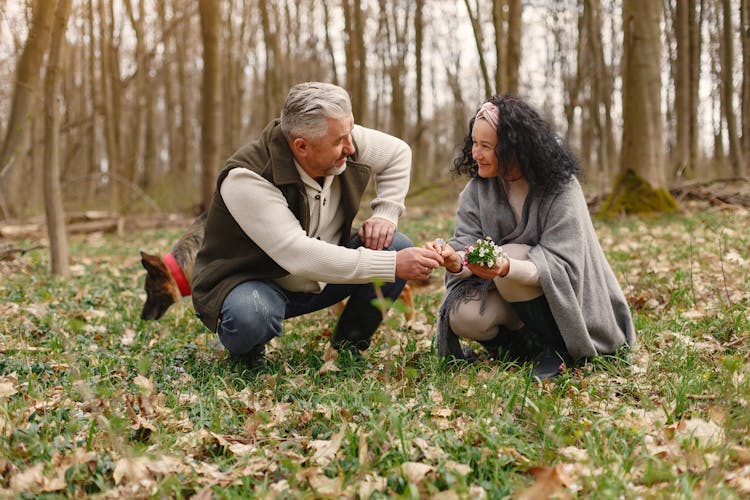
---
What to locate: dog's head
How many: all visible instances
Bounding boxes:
[140,251,181,320]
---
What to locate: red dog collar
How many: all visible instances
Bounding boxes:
[164,252,191,297]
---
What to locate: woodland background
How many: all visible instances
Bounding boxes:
[0,0,749,273]
[1,1,750,497]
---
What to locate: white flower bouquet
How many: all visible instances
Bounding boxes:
[463,236,507,268]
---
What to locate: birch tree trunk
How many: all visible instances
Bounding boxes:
[44,0,72,277]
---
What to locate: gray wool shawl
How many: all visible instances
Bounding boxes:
[435,176,636,360]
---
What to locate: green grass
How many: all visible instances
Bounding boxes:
[1,201,749,498]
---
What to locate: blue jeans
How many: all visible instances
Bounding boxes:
[217,232,412,355]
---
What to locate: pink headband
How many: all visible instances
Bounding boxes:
[475,102,499,130]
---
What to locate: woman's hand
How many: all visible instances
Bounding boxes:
[467,256,510,280]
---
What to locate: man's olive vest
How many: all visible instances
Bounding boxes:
[192,120,372,332]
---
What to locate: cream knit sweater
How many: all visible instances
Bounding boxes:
[220,124,411,293]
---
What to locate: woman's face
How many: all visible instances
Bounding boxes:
[471,118,498,178]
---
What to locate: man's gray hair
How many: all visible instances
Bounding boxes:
[280,82,352,141]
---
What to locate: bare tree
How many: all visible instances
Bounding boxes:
[505,0,522,94]
[343,0,368,123]
[743,0,750,156]
[719,0,745,176]
[601,0,678,214]
[463,0,492,97]
[199,0,221,211]
[673,0,691,179]
[44,0,73,277]
[0,0,56,220]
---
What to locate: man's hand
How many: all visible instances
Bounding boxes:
[395,247,443,280]
[358,217,396,250]
[424,238,462,273]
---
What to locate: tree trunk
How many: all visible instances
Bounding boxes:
[601,0,677,215]
[123,0,148,187]
[464,0,492,97]
[259,0,282,124]
[493,0,505,94]
[413,0,425,184]
[199,0,221,211]
[0,0,56,220]
[505,0,522,94]
[98,0,120,210]
[743,0,750,157]
[44,0,72,277]
[674,0,691,179]
[689,0,704,178]
[322,0,339,85]
[720,0,745,176]
[86,0,99,202]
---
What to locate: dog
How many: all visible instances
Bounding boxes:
[140,212,414,321]
[139,212,207,320]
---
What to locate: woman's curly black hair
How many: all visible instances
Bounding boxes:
[452,94,581,195]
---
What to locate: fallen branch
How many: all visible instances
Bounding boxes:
[0,243,46,260]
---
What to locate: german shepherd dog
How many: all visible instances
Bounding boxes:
[139,212,207,320]
[139,212,414,321]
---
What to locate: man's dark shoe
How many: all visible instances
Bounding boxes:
[233,344,266,370]
[531,347,566,381]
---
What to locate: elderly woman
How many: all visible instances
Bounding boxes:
[427,95,635,380]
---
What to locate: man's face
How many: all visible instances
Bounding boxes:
[295,114,356,179]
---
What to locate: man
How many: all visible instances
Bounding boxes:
[192,82,442,366]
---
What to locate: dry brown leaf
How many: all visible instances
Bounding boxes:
[401,461,433,483]
[0,372,18,398]
[557,446,590,462]
[191,486,215,500]
[9,462,44,492]
[414,437,447,460]
[358,430,370,466]
[308,422,346,465]
[120,328,136,346]
[297,467,343,496]
[444,460,472,476]
[113,456,151,485]
[517,464,572,500]
[731,446,750,465]
[668,418,725,447]
[724,465,750,494]
[432,491,461,500]
[133,374,154,394]
[357,475,387,498]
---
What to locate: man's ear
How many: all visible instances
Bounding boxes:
[291,137,309,158]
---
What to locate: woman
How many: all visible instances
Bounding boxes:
[427,95,635,380]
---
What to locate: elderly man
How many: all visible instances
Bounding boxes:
[192,82,442,367]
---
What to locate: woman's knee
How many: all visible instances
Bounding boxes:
[448,301,494,340]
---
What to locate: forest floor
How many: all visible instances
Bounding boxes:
[1,180,749,498]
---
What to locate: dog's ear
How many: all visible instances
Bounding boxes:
[140,251,168,277]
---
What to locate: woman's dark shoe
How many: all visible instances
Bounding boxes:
[531,348,566,380]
